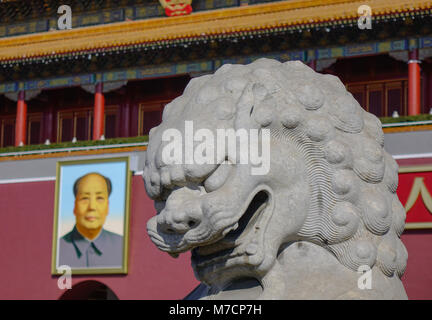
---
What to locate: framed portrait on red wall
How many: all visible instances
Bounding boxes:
[51,157,131,275]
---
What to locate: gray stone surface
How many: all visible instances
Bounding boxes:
[384,130,432,156]
[144,58,408,299]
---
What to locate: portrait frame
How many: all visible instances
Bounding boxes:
[51,156,131,275]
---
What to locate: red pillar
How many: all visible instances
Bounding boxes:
[408,49,421,116]
[15,91,27,146]
[93,82,105,140]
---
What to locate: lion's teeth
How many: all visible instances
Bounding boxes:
[222,223,239,236]
[246,243,258,255]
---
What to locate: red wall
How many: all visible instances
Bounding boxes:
[0,176,199,300]
[400,230,432,300]
[0,176,431,299]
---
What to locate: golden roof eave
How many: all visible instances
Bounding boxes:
[0,0,431,61]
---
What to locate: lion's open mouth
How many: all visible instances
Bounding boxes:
[191,191,269,270]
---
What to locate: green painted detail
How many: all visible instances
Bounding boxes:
[307,49,315,61]
[391,40,407,51]
[49,78,70,86]
[206,0,214,9]
[330,47,343,57]
[409,38,419,50]
[317,48,331,59]
[135,5,162,18]
[378,41,391,52]
[421,37,432,48]
[29,22,37,33]
[126,70,138,79]
[176,64,188,74]
[7,24,28,36]
[345,43,376,56]
[0,83,17,92]
[380,114,432,124]
[81,14,103,26]
[136,6,148,17]
[49,19,58,29]
[125,8,135,19]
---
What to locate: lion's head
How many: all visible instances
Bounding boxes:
[144,58,407,295]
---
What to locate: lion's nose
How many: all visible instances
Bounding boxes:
[157,208,202,235]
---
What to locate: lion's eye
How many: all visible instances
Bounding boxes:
[203,160,233,193]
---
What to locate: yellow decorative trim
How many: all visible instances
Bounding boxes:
[1,0,431,60]
[405,222,432,229]
[404,176,432,213]
[399,165,432,173]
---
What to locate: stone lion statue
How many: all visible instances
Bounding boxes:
[144,58,408,299]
